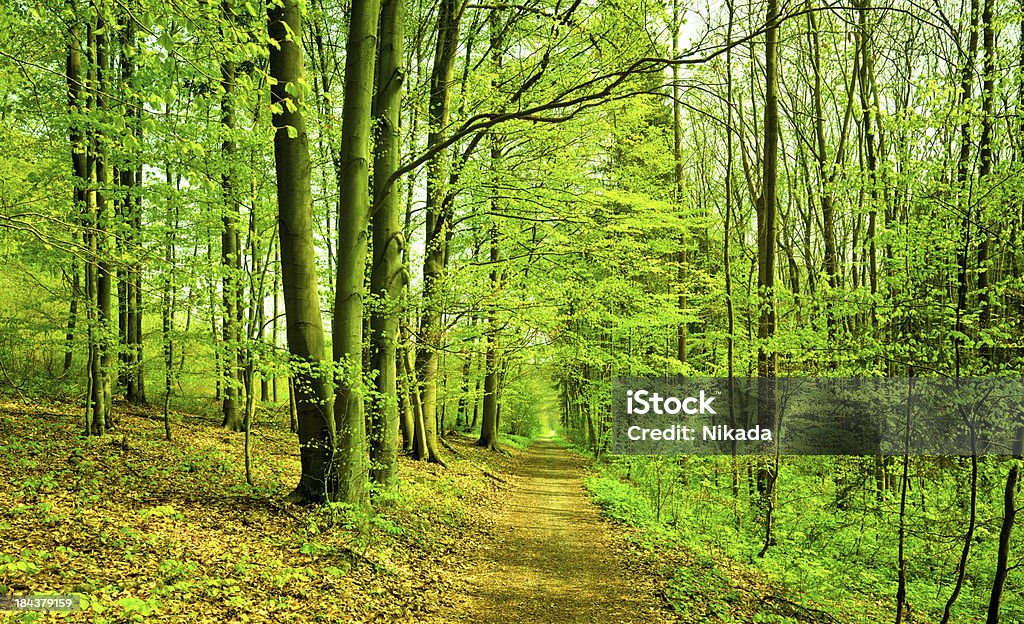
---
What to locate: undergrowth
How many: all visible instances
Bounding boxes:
[0,398,509,623]
[580,454,1017,624]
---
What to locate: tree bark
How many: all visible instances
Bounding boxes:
[478,7,502,452]
[269,0,334,505]
[754,0,780,557]
[92,0,114,433]
[756,0,779,499]
[66,4,86,380]
[415,0,461,464]
[119,7,146,405]
[221,0,244,431]
[671,0,687,366]
[161,157,177,442]
[954,0,980,379]
[977,0,996,363]
[332,0,381,506]
[478,224,500,450]
[367,0,404,486]
[985,428,1023,623]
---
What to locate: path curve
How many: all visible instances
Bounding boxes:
[448,439,674,623]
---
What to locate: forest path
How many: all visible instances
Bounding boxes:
[447,438,674,623]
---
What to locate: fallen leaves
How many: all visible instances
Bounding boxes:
[0,400,518,623]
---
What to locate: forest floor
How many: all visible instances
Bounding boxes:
[0,396,805,623]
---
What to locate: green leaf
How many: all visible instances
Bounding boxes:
[157,31,174,52]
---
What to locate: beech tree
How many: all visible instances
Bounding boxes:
[268,0,333,504]
[368,0,406,485]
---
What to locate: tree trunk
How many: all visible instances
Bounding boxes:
[66,9,86,379]
[754,0,780,557]
[756,0,779,502]
[397,333,416,451]
[724,0,738,497]
[985,428,1023,623]
[808,6,842,301]
[954,0,981,378]
[478,224,500,450]
[477,9,503,451]
[64,265,79,373]
[405,340,429,458]
[455,339,472,430]
[976,0,996,363]
[120,9,146,405]
[221,0,244,431]
[671,0,687,366]
[331,0,381,506]
[269,0,334,505]
[415,0,461,464]
[857,0,879,304]
[367,0,404,487]
[93,0,114,433]
[894,377,916,624]
[161,158,177,443]
[272,258,280,403]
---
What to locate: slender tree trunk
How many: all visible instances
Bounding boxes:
[478,225,500,450]
[331,0,381,506]
[405,339,429,458]
[471,374,480,430]
[269,0,334,505]
[756,0,779,515]
[478,8,503,451]
[940,418,978,624]
[724,0,738,497]
[272,258,280,403]
[288,377,298,434]
[221,0,244,431]
[367,0,404,486]
[93,0,114,433]
[120,9,146,405]
[397,331,416,451]
[671,0,687,366]
[64,265,80,373]
[83,8,101,436]
[857,0,879,305]
[976,0,996,363]
[985,428,1023,623]
[942,0,989,592]
[415,0,461,464]
[808,7,841,302]
[66,9,86,378]
[954,0,981,378]
[161,159,177,443]
[895,376,914,624]
[455,338,472,430]
[117,214,129,390]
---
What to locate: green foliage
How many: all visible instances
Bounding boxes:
[583,453,1023,622]
[116,595,162,621]
[0,0,1022,620]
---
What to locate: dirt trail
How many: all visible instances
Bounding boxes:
[448,439,674,623]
